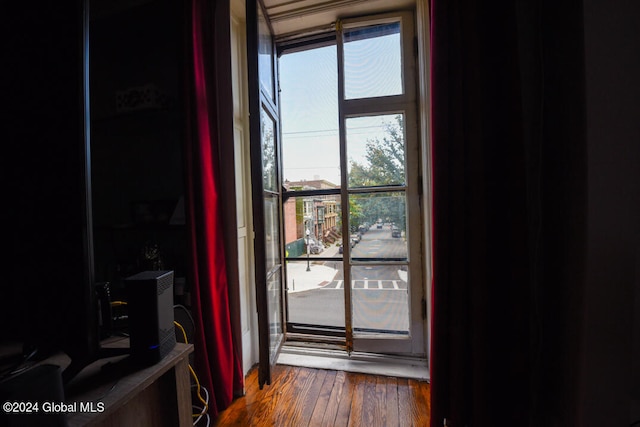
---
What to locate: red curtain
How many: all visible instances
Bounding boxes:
[184,0,243,417]
[429,0,588,424]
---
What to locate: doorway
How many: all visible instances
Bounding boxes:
[242,0,432,386]
[279,11,424,357]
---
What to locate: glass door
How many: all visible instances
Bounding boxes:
[340,13,423,355]
[279,11,424,356]
[247,0,285,387]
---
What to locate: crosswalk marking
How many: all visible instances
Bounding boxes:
[322,280,407,290]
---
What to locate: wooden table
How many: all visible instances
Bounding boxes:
[62,339,194,427]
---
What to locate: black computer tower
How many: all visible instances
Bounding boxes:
[124,271,176,365]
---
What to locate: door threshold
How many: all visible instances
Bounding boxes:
[277,343,429,381]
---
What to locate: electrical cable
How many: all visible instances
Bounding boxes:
[175,320,189,344]
[192,384,211,426]
[174,304,196,329]
[175,320,209,422]
[189,364,209,418]
[109,300,129,336]
[110,301,128,306]
[191,408,210,427]
[103,308,208,423]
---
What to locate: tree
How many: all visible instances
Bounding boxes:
[348,115,405,187]
[348,198,364,232]
[348,115,407,230]
[261,113,276,190]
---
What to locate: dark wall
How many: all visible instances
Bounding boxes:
[1,1,98,359]
[522,0,640,424]
[517,0,588,425]
[582,0,640,424]
[89,0,187,287]
[0,0,187,360]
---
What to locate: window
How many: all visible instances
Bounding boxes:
[278,11,424,355]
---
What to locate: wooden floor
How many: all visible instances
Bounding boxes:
[213,364,430,426]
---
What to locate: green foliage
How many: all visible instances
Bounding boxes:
[349,198,364,229]
[261,113,276,191]
[296,197,304,224]
[348,115,405,188]
[347,115,407,230]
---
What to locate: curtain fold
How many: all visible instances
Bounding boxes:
[430,1,532,425]
[184,0,243,417]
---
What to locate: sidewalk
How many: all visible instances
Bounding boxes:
[286,244,340,293]
[285,243,408,293]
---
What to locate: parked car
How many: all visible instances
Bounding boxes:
[350,233,361,244]
[309,240,324,254]
[376,223,383,229]
[391,227,402,238]
[338,238,355,254]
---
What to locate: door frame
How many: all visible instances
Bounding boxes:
[247,0,286,387]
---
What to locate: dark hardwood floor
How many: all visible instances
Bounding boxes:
[213,364,430,426]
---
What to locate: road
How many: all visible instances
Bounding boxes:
[298,224,408,281]
[287,224,410,332]
[350,225,408,260]
[287,282,409,332]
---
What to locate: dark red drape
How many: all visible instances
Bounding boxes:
[429,1,532,425]
[429,0,589,423]
[184,0,243,417]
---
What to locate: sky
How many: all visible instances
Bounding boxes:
[278,27,402,186]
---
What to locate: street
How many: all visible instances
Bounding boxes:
[287,224,410,332]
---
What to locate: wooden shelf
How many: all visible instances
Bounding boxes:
[59,340,194,427]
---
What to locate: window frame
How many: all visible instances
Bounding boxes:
[277,10,425,356]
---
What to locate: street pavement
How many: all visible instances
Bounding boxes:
[285,241,408,293]
[286,234,411,330]
[286,243,340,293]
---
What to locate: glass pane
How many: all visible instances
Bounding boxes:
[351,265,409,335]
[349,192,408,260]
[280,45,340,187]
[261,108,276,192]
[258,6,274,101]
[344,21,402,100]
[283,194,342,260]
[264,195,280,272]
[286,261,345,328]
[267,268,284,361]
[347,114,406,188]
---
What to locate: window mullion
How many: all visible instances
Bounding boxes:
[336,19,353,353]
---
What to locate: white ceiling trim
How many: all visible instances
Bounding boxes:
[265,0,371,22]
[262,0,416,37]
